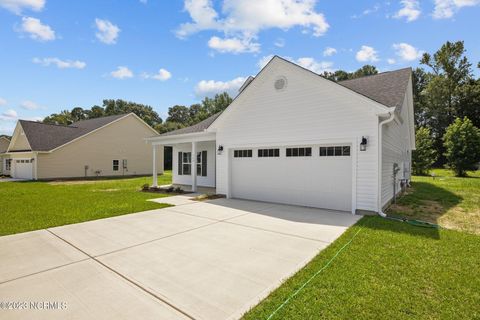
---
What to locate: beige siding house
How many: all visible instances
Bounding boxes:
[7,113,162,180]
[0,136,11,175]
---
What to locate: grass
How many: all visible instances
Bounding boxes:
[0,172,173,236]
[389,168,480,234]
[243,169,480,319]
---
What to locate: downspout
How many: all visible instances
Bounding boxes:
[377,109,396,217]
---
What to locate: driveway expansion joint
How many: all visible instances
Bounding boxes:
[45,229,198,320]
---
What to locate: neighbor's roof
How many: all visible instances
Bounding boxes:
[338,67,412,109]
[160,112,222,136]
[160,64,412,137]
[16,114,127,152]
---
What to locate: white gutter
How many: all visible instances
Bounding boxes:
[377,108,396,217]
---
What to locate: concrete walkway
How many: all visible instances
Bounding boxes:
[0,198,360,320]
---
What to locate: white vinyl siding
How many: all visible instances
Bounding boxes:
[381,78,413,208]
[214,59,380,212]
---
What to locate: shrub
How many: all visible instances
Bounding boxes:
[141,183,150,191]
[412,127,438,175]
[174,187,183,193]
[443,117,480,177]
[167,186,175,193]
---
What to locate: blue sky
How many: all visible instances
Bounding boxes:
[1,0,479,135]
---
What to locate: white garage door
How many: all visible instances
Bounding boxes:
[13,159,33,180]
[231,145,352,212]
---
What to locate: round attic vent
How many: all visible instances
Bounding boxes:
[274,76,287,91]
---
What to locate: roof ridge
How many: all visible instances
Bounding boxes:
[338,67,412,83]
[19,119,79,128]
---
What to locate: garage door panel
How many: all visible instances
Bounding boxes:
[13,159,33,180]
[231,147,352,212]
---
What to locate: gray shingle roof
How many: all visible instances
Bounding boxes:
[160,112,222,136]
[17,114,127,152]
[338,68,412,108]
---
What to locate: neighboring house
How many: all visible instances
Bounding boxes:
[6,113,162,180]
[0,136,11,176]
[147,56,415,215]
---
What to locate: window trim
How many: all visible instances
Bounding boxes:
[319,145,351,157]
[234,149,253,158]
[113,159,119,171]
[286,147,312,157]
[258,148,280,158]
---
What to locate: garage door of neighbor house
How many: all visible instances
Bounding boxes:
[231,145,352,212]
[14,159,33,180]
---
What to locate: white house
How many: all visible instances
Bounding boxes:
[147,56,415,215]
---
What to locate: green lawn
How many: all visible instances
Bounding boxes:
[390,169,480,234]
[243,170,480,320]
[0,172,173,236]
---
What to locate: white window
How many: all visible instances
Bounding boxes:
[178,152,191,175]
[234,150,252,158]
[5,159,11,171]
[113,160,119,171]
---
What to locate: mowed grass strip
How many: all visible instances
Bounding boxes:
[0,172,173,236]
[242,217,480,320]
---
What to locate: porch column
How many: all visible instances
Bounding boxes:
[191,141,197,192]
[152,145,158,187]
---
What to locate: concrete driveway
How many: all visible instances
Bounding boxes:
[0,197,361,320]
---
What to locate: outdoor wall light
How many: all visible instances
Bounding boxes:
[360,136,368,151]
[217,145,224,154]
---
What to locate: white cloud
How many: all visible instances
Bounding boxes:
[143,68,172,81]
[0,0,44,14]
[110,66,133,79]
[257,55,333,73]
[195,76,247,98]
[177,0,329,53]
[393,43,424,61]
[323,47,337,57]
[20,100,40,110]
[394,0,421,22]
[433,0,480,18]
[208,36,260,53]
[387,58,396,64]
[0,97,7,106]
[274,38,285,47]
[356,45,379,62]
[19,17,55,41]
[33,57,86,69]
[95,18,120,44]
[0,109,18,120]
[351,4,381,18]
[296,57,333,73]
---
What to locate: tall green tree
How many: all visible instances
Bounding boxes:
[166,105,190,125]
[443,117,480,176]
[412,127,438,175]
[416,41,480,163]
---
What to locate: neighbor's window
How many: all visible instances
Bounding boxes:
[319,146,351,157]
[234,150,252,158]
[286,147,312,157]
[5,159,11,171]
[113,160,119,171]
[258,149,280,157]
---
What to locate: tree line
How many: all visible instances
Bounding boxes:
[411,41,480,176]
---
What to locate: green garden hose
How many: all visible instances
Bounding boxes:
[385,215,440,229]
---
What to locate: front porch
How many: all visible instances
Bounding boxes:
[147,131,217,193]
